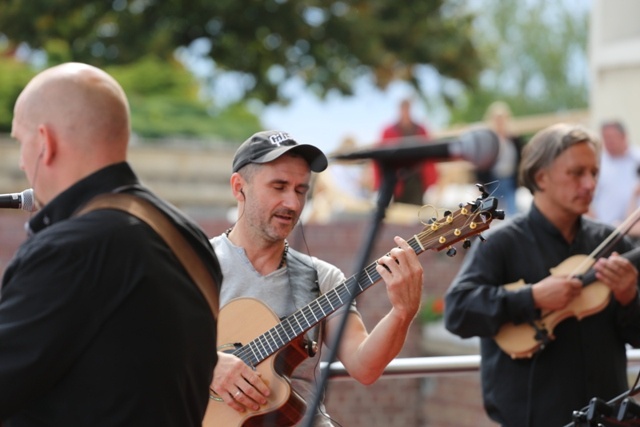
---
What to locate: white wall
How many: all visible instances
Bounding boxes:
[590,0,640,143]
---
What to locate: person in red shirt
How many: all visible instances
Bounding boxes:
[372,98,438,205]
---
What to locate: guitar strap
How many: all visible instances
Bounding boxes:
[73,192,220,319]
[286,247,321,357]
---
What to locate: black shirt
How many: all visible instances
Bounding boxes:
[0,162,221,427]
[445,203,640,427]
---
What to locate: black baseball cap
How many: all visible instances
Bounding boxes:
[232,130,328,173]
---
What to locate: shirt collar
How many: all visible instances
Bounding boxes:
[27,162,139,235]
[529,202,583,243]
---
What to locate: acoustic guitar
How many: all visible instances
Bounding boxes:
[494,246,640,359]
[203,192,503,427]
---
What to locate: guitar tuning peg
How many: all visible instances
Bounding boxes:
[462,239,471,249]
[478,234,486,242]
[446,247,457,257]
[476,183,489,199]
[427,217,437,224]
[444,210,452,217]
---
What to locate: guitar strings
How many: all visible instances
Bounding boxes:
[232,203,492,366]
[414,205,492,251]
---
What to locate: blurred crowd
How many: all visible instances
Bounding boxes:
[307,98,524,225]
[307,98,640,239]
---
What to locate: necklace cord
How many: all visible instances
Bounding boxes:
[224,227,288,269]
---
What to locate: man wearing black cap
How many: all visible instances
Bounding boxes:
[207,130,424,426]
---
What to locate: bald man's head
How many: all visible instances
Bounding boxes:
[18,62,130,152]
[12,63,132,204]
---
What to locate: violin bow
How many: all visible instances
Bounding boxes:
[571,206,640,276]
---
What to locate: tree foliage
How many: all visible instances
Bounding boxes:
[449,0,589,124]
[108,56,262,140]
[0,43,261,139]
[0,52,36,133]
[0,40,261,141]
[0,0,482,106]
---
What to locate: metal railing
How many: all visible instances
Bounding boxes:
[323,349,640,380]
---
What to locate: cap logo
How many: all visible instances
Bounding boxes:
[268,132,293,146]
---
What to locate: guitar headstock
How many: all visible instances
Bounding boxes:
[415,186,504,254]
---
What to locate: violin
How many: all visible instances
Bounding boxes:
[494,246,640,359]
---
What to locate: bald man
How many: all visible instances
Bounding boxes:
[1,63,222,426]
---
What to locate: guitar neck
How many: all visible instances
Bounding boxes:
[232,236,425,367]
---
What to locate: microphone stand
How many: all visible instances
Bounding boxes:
[300,162,399,427]
[564,383,640,427]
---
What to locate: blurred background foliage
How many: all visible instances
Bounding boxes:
[449,0,589,124]
[0,0,588,142]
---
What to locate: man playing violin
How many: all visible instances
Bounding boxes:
[444,123,640,427]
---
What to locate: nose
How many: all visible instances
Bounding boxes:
[282,189,304,212]
[583,172,597,192]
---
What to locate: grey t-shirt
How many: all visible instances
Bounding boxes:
[211,233,359,426]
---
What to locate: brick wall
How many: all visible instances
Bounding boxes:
[0,211,497,427]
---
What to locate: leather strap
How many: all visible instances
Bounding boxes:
[74,193,219,318]
[286,247,321,356]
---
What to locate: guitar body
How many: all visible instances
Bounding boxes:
[203,298,310,427]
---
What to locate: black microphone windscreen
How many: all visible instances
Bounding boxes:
[457,128,500,170]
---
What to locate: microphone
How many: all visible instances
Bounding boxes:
[332,127,500,170]
[0,189,37,212]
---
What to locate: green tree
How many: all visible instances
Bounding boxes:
[107,56,261,139]
[0,0,482,106]
[0,52,36,133]
[449,0,589,125]
[0,42,260,139]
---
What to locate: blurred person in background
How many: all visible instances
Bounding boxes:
[371,98,438,206]
[590,120,640,227]
[475,101,525,217]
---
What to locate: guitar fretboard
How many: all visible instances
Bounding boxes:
[232,236,425,367]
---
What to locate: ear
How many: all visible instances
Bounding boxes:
[230,172,246,201]
[37,124,57,166]
[534,168,548,191]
